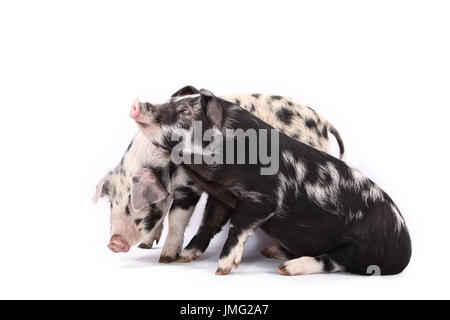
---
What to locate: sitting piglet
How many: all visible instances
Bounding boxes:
[131,88,411,276]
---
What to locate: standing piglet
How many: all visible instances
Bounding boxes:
[131,89,411,276]
[92,132,202,261]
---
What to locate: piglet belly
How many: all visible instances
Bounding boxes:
[260,215,345,258]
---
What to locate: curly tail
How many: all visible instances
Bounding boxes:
[327,123,345,160]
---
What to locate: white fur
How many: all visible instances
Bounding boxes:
[160,206,193,259]
[178,248,203,261]
[228,183,265,204]
[391,204,405,234]
[276,152,306,214]
[304,163,341,214]
[363,185,385,203]
[172,93,201,102]
[280,256,344,275]
[217,229,254,271]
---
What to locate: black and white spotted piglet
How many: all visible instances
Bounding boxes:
[93,88,344,263]
[92,132,202,262]
[132,89,411,276]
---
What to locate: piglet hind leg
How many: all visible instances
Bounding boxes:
[215,201,273,275]
[278,254,344,276]
[261,245,287,260]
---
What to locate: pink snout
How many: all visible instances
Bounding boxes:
[130,99,141,120]
[108,235,130,253]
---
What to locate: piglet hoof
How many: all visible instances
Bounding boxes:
[278,264,291,276]
[175,256,193,263]
[138,242,153,249]
[176,249,202,262]
[159,256,178,264]
[215,267,231,275]
[261,246,285,260]
[261,248,273,258]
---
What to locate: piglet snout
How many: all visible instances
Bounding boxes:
[108,235,130,253]
[130,99,141,120]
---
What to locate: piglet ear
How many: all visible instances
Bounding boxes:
[92,174,112,204]
[171,85,200,97]
[130,169,168,212]
[200,89,223,129]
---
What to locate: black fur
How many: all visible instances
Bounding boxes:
[322,126,328,139]
[183,197,233,254]
[144,164,171,190]
[315,255,334,272]
[143,205,163,231]
[276,107,295,125]
[305,118,317,128]
[168,161,178,180]
[125,140,133,152]
[172,186,201,210]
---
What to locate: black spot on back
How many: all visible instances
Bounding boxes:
[305,118,317,128]
[252,93,261,99]
[322,126,328,139]
[276,107,295,125]
[271,95,282,100]
[250,104,256,112]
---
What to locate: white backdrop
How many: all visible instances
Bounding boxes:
[0,0,449,299]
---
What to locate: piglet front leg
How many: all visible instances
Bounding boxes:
[215,200,273,275]
[159,206,195,263]
[177,196,233,262]
[138,222,163,249]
